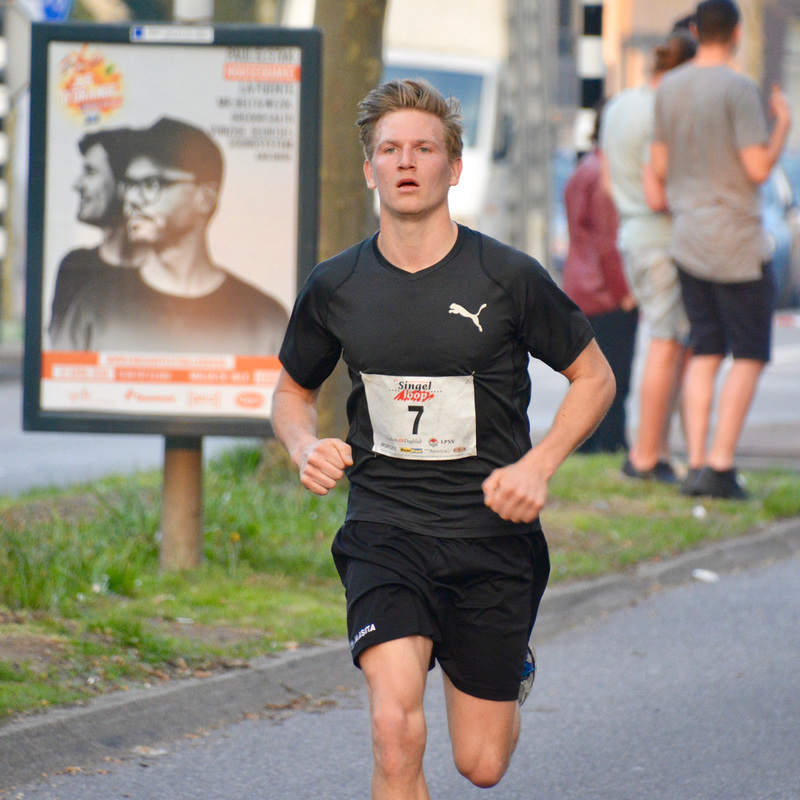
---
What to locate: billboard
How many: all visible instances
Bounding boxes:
[23,22,321,436]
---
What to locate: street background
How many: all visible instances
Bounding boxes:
[1,2,799,796]
[1,313,799,798]
[3,529,798,799]
[1,313,798,496]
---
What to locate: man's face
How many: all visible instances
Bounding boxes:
[364,109,462,220]
[73,143,118,227]
[121,156,200,246]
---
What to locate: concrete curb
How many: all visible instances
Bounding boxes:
[0,639,355,788]
[1,518,799,788]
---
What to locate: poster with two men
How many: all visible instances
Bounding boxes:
[24,23,321,435]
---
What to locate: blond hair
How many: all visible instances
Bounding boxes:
[357,78,464,162]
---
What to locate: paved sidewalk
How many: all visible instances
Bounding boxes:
[1,517,799,789]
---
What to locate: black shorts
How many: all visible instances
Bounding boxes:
[676,263,775,361]
[331,520,550,702]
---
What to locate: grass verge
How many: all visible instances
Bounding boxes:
[1,446,799,722]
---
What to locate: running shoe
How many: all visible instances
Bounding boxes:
[518,644,536,706]
[686,466,748,500]
[680,467,703,496]
[621,457,678,484]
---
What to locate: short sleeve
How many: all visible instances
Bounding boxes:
[517,259,596,373]
[731,78,769,151]
[278,269,343,390]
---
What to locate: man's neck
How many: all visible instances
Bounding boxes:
[99,226,141,267]
[376,211,459,274]
[693,41,735,67]
[139,236,224,297]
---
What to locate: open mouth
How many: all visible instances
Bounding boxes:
[396,178,419,188]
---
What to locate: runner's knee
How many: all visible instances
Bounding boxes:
[453,745,512,789]
[370,702,427,777]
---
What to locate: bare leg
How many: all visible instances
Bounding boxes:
[360,637,433,800]
[681,354,724,469]
[442,673,520,789]
[629,338,686,470]
[706,358,766,470]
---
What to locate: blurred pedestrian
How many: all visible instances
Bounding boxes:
[601,29,697,483]
[562,110,638,454]
[651,0,792,498]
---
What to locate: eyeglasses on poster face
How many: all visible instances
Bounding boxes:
[119,174,196,204]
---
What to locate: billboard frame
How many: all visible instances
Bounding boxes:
[23,21,321,437]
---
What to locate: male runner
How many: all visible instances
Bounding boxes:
[272,79,615,798]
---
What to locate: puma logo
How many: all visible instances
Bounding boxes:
[449,302,487,332]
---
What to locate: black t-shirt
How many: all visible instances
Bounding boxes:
[49,247,112,343]
[279,225,594,537]
[53,268,288,355]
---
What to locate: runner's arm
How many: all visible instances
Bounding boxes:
[482,339,615,523]
[271,368,353,495]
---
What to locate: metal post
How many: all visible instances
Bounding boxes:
[574,0,604,157]
[507,0,554,265]
[0,21,8,340]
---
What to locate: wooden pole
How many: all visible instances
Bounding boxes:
[160,436,204,570]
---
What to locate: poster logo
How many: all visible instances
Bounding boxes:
[58,44,124,123]
[235,391,265,409]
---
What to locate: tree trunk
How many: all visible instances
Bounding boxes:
[313,0,387,438]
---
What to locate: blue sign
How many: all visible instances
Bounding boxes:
[43,0,74,21]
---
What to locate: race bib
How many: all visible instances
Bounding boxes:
[361,373,477,460]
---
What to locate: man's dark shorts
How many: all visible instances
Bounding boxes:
[676,263,775,362]
[331,520,550,703]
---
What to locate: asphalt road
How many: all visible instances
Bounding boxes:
[7,550,799,800]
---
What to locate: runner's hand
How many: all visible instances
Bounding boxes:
[482,461,548,523]
[298,438,353,495]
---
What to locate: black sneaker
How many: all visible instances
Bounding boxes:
[621,457,678,484]
[518,645,536,706]
[689,467,748,500]
[680,467,703,496]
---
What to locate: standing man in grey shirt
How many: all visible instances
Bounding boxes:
[601,28,696,485]
[651,0,791,499]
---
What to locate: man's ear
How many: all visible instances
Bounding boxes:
[196,182,220,215]
[364,159,377,190]
[450,157,463,187]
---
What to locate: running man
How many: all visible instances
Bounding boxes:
[272,79,615,797]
